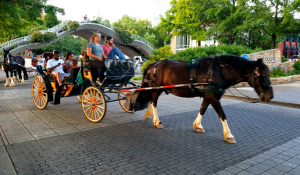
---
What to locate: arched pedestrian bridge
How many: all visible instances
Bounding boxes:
[0,21,154,59]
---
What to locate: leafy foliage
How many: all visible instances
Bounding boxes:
[0,0,64,43]
[141,45,173,72]
[281,56,289,63]
[68,21,80,31]
[113,15,152,37]
[270,68,286,77]
[44,12,59,28]
[32,35,84,56]
[31,31,57,43]
[43,32,57,43]
[31,31,44,43]
[62,25,68,31]
[293,61,300,74]
[113,27,134,44]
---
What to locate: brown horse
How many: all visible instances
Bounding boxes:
[133,55,273,143]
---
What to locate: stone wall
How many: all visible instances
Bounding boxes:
[246,49,282,71]
[279,61,295,73]
[233,75,300,87]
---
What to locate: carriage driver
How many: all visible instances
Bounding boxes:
[46,50,69,90]
[86,33,107,84]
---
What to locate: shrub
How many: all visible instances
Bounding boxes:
[68,21,80,31]
[113,27,133,44]
[281,56,289,63]
[270,68,286,77]
[141,45,173,72]
[132,76,143,80]
[292,61,300,74]
[31,31,44,42]
[62,25,68,31]
[31,31,57,43]
[43,32,57,43]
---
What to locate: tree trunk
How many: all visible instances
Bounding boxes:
[229,37,235,44]
[197,41,201,47]
[271,34,276,49]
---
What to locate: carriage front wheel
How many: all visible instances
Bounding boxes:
[32,75,48,109]
[82,86,106,122]
[118,84,134,113]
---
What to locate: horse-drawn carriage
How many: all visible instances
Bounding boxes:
[32,51,274,143]
[32,50,137,122]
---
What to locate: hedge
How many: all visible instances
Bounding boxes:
[31,31,57,43]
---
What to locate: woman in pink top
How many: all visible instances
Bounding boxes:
[102,36,126,59]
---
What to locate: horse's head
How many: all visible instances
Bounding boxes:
[247,59,273,102]
[2,48,11,65]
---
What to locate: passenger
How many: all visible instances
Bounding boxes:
[64,51,75,76]
[86,33,107,84]
[25,47,34,60]
[102,36,126,59]
[46,50,69,90]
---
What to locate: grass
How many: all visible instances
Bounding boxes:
[131,76,143,80]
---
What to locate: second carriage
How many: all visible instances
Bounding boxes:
[32,50,137,122]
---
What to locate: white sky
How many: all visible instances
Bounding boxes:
[47,0,171,26]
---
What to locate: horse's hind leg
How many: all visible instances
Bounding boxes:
[144,102,153,121]
[18,69,24,84]
[193,98,209,133]
[9,71,15,87]
[210,100,236,143]
[151,91,163,128]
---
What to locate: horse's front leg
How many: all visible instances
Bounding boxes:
[210,100,236,143]
[193,98,209,133]
[4,70,10,87]
[151,102,163,128]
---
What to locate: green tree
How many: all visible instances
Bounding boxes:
[159,0,206,45]
[44,12,59,28]
[244,0,300,49]
[33,35,82,56]
[0,0,64,43]
[113,15,152,37]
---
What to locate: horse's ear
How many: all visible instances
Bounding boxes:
[256,58,263,68]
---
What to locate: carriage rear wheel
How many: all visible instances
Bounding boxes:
[82,86,106,122]
[32,75,48,109]
[118,84,134,113]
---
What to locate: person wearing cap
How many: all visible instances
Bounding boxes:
[25,48,34,60]
[46,50,69,89]
[102,36,126,60]
[86,33,107,84]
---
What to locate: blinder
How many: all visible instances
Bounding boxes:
[252,66,271,91]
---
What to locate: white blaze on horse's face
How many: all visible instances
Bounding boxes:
[6,53,10,64]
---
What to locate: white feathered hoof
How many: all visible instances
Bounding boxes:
[196,127,205,133]
[154,121,163,128]
[9,79,15,87]
[225,138,236,144]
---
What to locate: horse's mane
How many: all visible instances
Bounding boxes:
[200,55,254,74]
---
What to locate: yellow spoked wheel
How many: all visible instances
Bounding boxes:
[118,84,134,113]
[82,86,106,122]
[32,75,48,109]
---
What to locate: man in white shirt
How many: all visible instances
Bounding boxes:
[46,50,68,86]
